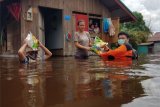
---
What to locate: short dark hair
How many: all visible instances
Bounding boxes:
[118,32,129,39]
[77,20,85,26]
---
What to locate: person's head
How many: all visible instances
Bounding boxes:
[91,24,94,29]
[28,51,38,60]
[89,20,93,25]
[95,23,99,27]
[117,32,129,45]
[77,20,85,32]
[26,49,38,60]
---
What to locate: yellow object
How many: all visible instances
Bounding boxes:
[26,32,38,51]
[91,36,108,54]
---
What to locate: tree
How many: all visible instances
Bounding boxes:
[120,11,152,49]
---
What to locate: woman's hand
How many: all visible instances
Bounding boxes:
[75,42,92,51]
[86,47,91,51]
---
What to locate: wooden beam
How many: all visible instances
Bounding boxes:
[109,5,120,12]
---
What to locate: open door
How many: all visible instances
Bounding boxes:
[39,7,63,56]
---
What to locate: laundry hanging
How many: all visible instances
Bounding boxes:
[103,18,110,33]
[7,3,21,21]
[103,18,115,36]
[108,18,115,36]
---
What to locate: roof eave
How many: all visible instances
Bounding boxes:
[114,0,137,22]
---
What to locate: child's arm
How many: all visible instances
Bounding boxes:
[39,42,52,60]
[18,42,28,61]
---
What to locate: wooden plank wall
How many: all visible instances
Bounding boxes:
[21,0,112,56]
[112,17,120,43]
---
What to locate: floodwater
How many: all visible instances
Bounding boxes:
[0,54,160,107]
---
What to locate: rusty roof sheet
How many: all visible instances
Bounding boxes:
[148,32,160,42]
[138,42,154,46]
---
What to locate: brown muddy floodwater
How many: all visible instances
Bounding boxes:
[0,54,160,107]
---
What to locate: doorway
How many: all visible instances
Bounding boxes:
[0,1,21,54]
[39,7,63,55]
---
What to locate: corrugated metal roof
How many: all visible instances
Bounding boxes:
[148,32,160,42]
[100,0,136,23]
[138,42,154,46]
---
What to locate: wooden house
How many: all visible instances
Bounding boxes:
[0,0,136,56]
[148,32,160,53]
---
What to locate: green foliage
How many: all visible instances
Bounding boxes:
[120,11,152,49]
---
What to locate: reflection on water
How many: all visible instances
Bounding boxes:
[0,54,160,107]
